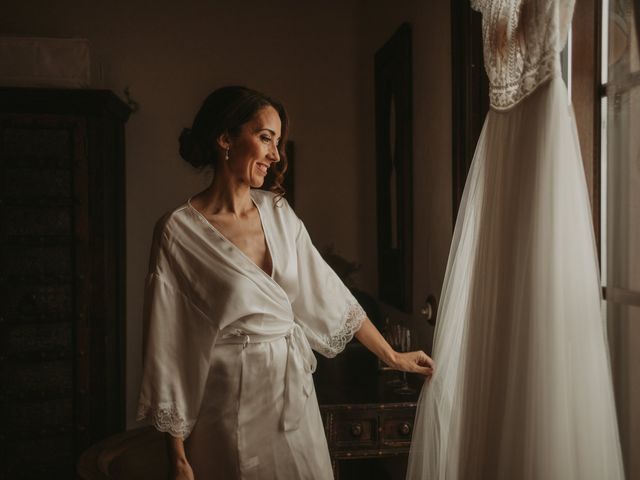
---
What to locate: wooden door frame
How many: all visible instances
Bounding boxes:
[450,0,488,224]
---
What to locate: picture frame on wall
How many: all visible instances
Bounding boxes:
[375,23,413,312]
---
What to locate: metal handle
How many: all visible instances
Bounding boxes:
[419,294,438,326]
[399,422,411,436]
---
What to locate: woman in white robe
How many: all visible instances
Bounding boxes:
[136,86,434,480]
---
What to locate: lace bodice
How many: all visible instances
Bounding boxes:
[471,0,575,110]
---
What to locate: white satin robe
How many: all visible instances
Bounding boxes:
[137,189,366,480]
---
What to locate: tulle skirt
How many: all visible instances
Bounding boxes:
[407,77,625,480]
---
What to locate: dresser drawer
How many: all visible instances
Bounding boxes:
[332,411,378,449]
[380,412,414,447]
[321,402,417,456]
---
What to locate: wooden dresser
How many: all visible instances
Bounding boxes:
[316,340,423,480]
[320,400,417,480]
[0,88,129,479]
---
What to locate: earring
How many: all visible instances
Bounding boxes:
[225,148,230,160]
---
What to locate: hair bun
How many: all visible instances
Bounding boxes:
[178,127,193,159]
[179,127,207,168]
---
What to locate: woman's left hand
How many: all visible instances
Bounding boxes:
[354,318,435,378]
[389,350,434,377]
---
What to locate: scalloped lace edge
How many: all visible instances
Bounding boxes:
[317,302,367,358]
[489,55,557,111]
[136,402,195,438]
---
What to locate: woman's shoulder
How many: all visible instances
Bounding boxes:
[150,201,196,244]
[251,188,294,215]
[250,187,278,205]
[251,188,301,234]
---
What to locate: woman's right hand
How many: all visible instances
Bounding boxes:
[166,433,194,480]
[170,458,194,480]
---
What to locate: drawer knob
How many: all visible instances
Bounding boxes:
[399,422,412,436]
[350,423,363,437]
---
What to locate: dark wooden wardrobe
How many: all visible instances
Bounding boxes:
[0,88,129,479]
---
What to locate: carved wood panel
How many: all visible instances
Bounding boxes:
[0,88,129,479]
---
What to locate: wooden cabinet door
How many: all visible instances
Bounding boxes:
[0,88,129,479]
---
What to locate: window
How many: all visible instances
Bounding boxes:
[600,0,640,477]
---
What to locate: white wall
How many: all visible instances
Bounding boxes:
[1,0,452,431]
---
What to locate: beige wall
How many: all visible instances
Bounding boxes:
[355,0,451,351]
[2,0,452,430]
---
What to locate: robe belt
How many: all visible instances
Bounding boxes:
[216,323,317,431]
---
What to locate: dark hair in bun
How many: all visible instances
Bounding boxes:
[179,86,289,199]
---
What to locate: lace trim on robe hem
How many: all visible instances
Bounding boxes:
[136,402,195,439]
[316,302,367,358]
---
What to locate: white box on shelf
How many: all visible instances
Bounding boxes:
[0,36,90,88]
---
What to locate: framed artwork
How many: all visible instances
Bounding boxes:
[375,23,413,312]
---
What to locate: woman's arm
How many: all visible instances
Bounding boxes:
[166,434,194,480]
[354,318,434,377]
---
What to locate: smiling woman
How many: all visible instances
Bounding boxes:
[178,86,289,197]
[135,86,434,480]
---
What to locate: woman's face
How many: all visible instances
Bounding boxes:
[226,106,282,188]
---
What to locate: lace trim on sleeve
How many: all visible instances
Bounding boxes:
[136,402,196,439]
[316,302,367,358]
[480,0,565,110]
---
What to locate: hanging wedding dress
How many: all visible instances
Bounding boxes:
[407,1,625,479]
